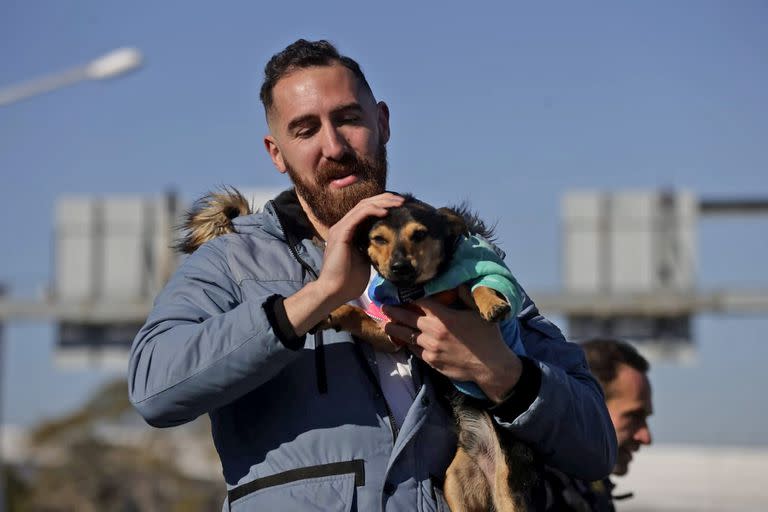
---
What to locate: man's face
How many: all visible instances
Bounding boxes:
[264,64,390,227]
[606,364,653,476]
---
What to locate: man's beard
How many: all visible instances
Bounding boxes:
[286,144,388,227]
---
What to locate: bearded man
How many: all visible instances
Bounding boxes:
[129,39,616,511]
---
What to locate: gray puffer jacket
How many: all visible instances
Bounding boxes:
[128,189,616,511]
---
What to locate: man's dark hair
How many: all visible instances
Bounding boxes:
[260,39,373,116]
[580,338,650,398]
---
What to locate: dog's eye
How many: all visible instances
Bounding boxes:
[411,230,428,242]
[371,235,388,245]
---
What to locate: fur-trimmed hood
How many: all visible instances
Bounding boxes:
[175,187,253,254]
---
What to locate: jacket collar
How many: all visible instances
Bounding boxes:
[268,188,321,247]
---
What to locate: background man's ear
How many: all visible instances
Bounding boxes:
[264,135,287,173]
[437,207,468,239]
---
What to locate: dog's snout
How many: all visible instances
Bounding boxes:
[389,258,416,281]
[390,259,414,276]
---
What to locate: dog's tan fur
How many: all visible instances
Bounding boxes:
[366,221,444,285]
[178,188,534,512]
[445,407,533,512]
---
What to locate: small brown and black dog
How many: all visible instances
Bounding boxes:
[317,195,514,353]
[178,188,537,512]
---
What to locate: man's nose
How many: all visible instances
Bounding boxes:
[635,425,652,445]
[321,125,348,161]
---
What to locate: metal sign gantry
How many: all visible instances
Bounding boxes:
[0,189,767,366]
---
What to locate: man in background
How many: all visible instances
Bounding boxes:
[545,338,653,511]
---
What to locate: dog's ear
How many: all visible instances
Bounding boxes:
[353,215,380,254]
[440,202,497,242]
[437,207,469,240]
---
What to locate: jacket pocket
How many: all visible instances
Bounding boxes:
[228,460,364,512]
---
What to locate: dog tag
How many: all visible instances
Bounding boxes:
[397,286,425,303]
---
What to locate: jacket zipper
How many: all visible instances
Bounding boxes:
[286,240,328,394]
[271,205,328,394]
[270,202,399,441]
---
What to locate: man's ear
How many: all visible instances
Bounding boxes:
[377,101,390,144]
[264,135,287,173]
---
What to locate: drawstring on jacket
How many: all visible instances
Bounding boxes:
[270,194,328,395]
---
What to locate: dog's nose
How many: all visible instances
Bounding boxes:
[389,260,415,277]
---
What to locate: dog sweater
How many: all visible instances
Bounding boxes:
[363,234,526,400]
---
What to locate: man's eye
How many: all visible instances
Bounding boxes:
[411,230,428,242]
[371,235,388,245]
[295,127,317,138]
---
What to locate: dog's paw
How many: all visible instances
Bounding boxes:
[481,301,511,323]
[472,286,512,323]
[326,304,356,330]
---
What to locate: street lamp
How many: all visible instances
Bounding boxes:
[0,46,142,511]
[0,47,143,107]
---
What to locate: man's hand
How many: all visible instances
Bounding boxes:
[383,297,523,403]
[283,193,403,337]
[316,192,404,305]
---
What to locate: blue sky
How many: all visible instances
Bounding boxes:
[1,1,766,445]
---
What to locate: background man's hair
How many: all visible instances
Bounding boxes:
[580,338,650,398]
[260,39,373,116]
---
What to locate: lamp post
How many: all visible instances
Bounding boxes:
[0,47,143,107]
[0,47,142,510]
[0,284,6,512]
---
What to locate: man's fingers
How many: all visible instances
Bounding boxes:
[383,321,419,346]
[412,297,482,330]
[329,193,404,240]
[406,342,424,360]
[346,193,403,218]
[362,192,404,204]
[412,296,452,316]
[382,304,424,329]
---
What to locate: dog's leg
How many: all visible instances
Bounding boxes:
[446,404,498,512]
[445,446,491,512]
[492,442,536,512]
[469,285,511,323]
[491,444,527,512]
[448,401,530,512]
[456,284,511,322]
[315,304,401,352]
